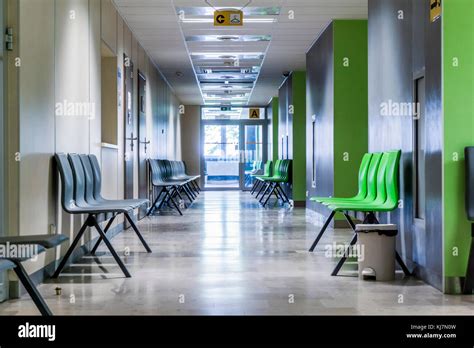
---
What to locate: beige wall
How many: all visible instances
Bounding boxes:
[6,0,182,278]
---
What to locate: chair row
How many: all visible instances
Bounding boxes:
[309,150,411,276]
[148,159,201,216]
[250,160,292,207]
[0,153,153,315]
[55,153,152,279]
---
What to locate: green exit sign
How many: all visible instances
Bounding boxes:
[220,106,232,111]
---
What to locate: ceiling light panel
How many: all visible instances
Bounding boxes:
[175,3,279,105]
[185,35,271,42]
[175,7,281,16]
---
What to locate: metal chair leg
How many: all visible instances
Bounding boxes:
[343,213,356,231]
[259,183,272,203]
[309,211,336,252]
[262,184,276,207]
[255,181,267,198]
[169,195,183,216]
[276,184,291,204]
[147,188,165,216]
[124,212,152,253]
[13,261,53,316]
[396,252,412,276]
[52,219,89,278]
[331,233,358,276]
[91,217,131,278]
[91,214,117,255]
[250,180,259,194]
[183,184,195,201]
[157,188,170,210]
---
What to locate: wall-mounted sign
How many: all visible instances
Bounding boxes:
[249,108,260,119]
[430,0,441,22]
[214,10,243,26]
[221,106,232,111]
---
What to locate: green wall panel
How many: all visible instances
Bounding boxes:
[333,20,368,199]
[292,71,307,202]
[443,0,474,277]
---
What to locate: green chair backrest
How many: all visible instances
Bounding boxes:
[273,160,282,177]
[365,153,383,202]
[275,160,287,179]
[384,150,402,209]
[355,153,373,200]
[371,152,390,205]
[263,161,272,176]
[282,160,291,182]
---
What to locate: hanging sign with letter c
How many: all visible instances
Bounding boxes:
[214,10,243,26]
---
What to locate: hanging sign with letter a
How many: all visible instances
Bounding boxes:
[249,108,260,119]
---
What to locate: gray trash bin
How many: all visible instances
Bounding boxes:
[356,224,398,281]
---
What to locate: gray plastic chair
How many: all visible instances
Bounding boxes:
[72,154,152,254]
[88,154,149,208]
[147,159,183,216]
[54,153,132,278]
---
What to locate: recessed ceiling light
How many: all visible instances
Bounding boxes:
[179,17,276,24]
[217,36,239,41]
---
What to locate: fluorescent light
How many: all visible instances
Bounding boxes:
[190,52,264,58]
[180,18,213,23]
[180,17,276,24]
[245,18,277,23]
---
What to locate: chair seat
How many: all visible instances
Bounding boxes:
[328,202,397,212]
[0,245,46,262]
[0,260,15,271]
[69,205,133,214]
[311,197,365,205]
[0,235,68,249]
[98,198,149,209]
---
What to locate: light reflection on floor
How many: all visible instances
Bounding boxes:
[0,191,473,315]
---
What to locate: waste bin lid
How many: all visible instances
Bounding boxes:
[355,224,398,236]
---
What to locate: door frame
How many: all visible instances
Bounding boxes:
[123,54,135,201]
[240,123,268,191]
[200,119,268,191]
[137,70,148,219]
[412,70,426,232]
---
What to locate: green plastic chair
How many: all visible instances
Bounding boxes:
[327,150,400,212]
[260,160,292,207]
[326,151,409,277]
[308,153,383,252]
[252,160,273,195]
[308,152,391,252]
[255,160,280,198]
[311,153,374,205]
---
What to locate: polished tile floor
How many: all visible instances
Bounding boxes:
[1,191,473,315]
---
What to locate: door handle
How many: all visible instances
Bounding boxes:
[140,137,151,154]
[126,132,138,152]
